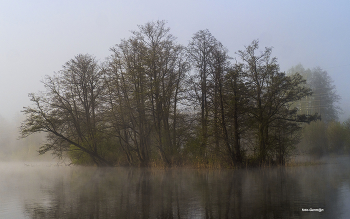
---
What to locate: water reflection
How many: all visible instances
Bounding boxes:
[1,157,350,218]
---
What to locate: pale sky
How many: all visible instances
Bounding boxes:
[1,0,350,121]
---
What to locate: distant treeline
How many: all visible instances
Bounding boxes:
[287,65,350,157]
[298,120,350,157]
[21,21,339,167]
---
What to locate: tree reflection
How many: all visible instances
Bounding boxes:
[22,161,350,219]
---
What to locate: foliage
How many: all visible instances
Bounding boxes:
[327,121,347,153]
[298,119,350,157]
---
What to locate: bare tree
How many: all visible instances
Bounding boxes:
[106,21,189,166]
[187,29,217,157]
[21,54,112,166]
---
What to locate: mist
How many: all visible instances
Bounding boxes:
[0,115,54,162]
[1,1,350,218]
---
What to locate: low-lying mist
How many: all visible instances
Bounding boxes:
[0,115,55,162]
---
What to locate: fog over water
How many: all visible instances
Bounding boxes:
[1,156,350,218]
[0,1,350,122]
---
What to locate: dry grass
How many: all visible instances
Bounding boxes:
[286,159,326,167]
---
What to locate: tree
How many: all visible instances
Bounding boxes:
[288,64,340,123]
[137,21,189,165]
[20,54,112,166]
[223,64,249,165]
[309,67,340,122]
[343,118,350,153]
[187,29,217,157]
[237,40,314,164]
[299,120,328,157]
[210,42,240,164]
[327,121,347,153]
[106,21,189,166]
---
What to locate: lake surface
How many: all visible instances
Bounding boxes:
[0,156,350,219]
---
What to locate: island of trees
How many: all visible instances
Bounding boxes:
[20,21,348,167]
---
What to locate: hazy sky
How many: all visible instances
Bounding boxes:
[1,0,350,121]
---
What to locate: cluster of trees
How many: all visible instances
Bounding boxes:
[21,21,319,167]
[288,65,349,157]
[298,120,350,157]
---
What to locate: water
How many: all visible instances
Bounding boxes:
[0,157,349,218]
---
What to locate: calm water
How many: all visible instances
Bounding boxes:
[0,157,350,219]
